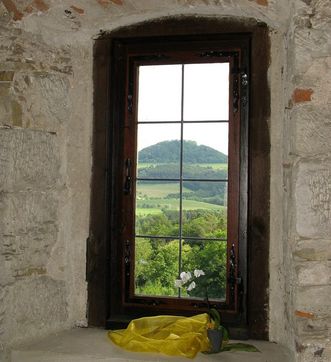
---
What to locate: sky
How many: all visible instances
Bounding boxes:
[137,63,229,155]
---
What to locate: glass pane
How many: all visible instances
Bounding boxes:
[135,237,179,297]
[181,240,227,300]
[135,180,180,237]
[183,123,228,179]
[183,63,229,121]
[181,188,227,239]
[137,123,181,179]
[138,65,182,122]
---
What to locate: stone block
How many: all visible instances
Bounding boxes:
[0,95,12,124]
[1,0,23,21]
[0,128,61,191]
[0,190,58,272]
[97,0,123,6]
[296,314,331,339]
[70,5,85,14]
[310,0,331,30]
[296,262,331,286]
[292,105,331,155]
[295,161,331,238]
[3,276,68,342]
[11,99,22,127]
[293,28,331,76]
[295,286,331,314]
[0,82,11,97]
[33,0,49,12]
[0,190,58,243]
[295,340,331,362]
[294,239,331,261]
[0,71,14,81]
[13,72,70,130]
[0,255,15,287]
[295,57,331,107]
[292,88,313,103]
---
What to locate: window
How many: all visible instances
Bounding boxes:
[89,18,270,339]
[108,35,248,324]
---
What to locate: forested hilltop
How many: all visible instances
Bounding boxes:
[139,140,228,164]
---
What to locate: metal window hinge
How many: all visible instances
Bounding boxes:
[127,94,133,113]
[241,72,248,87]
[124,158,132,194]
[233,72,249,113]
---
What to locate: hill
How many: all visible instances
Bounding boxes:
[138,140,228,163]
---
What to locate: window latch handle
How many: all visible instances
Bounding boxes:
[124,158,132,194]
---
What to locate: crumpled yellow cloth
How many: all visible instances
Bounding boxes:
[108,313,210,358]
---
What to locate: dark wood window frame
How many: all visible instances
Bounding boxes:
[88,17,270,340]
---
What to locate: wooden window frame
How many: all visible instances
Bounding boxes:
[88,17,270,340]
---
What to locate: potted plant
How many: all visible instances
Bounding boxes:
[206,307,223,353]
[174,270,224,353]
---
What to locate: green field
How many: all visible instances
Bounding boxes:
[198,163,228,170]
[136,182,225,216]
[136,198,225,216]
[136,182,190,198]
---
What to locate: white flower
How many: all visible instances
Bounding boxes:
[194,269,205,278]
[180,271,192,283]
[187,281,196,291]
[174,279,183,288]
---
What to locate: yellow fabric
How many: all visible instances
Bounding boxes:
[108,313,210,358]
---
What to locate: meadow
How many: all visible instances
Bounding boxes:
[136,181,226,216]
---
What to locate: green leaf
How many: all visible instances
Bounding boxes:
[220,325,229,342]
[209,308,220,329]
[221,343,260,352]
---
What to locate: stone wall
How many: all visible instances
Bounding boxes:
[288,1,331,360]
[0,1,329,361]
[0,3,92,359]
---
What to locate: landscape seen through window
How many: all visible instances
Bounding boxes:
[133,64,229,301]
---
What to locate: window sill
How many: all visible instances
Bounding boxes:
[11,327,293,362]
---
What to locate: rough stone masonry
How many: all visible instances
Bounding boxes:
[0,1,330,361]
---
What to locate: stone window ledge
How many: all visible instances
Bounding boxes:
[11,327,293,362]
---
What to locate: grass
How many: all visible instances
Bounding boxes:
[136,197,225,216]
[137,182,191,198]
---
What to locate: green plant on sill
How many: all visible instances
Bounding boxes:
[174,270,222,331]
